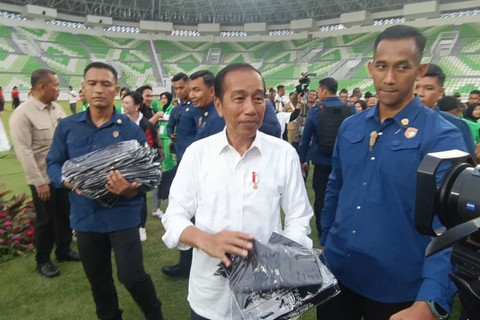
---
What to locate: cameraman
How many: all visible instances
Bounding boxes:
[288,88,317,152]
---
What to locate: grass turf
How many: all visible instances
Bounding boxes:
[0,101,461,319]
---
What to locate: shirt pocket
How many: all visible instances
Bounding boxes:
[341,130,366,166]
[383,139,421,187]
[32,122,53,144]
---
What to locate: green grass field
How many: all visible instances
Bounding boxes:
[0,102,461,319]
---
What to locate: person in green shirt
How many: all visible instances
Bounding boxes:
[78,90,89,112]
[158,92,177,171]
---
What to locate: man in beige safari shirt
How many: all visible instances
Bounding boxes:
[10,69,79,278]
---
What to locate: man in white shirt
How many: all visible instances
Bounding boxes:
[162,63,313,320]
[67,85,77,114]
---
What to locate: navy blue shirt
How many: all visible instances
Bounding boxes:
[260,101,282,138]
[299,96,348,165]
[321,97,465,312]
[435,107,475,156]
[167,100,200,163]
[194,102,225,141]
[46,108,146,233]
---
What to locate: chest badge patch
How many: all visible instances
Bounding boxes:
[113,130,119,138]
[401,118,409,126]
[116,119,122,124]
[404,127,418,139]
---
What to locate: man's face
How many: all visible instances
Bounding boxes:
[317,86,327,102]
[173,79,189,100]
[79,91,87,103]
[214,68,265,141]
[44,73,60,103]
[415,76,445,108]
[307,91,317,104]
[339,92,348,102]
[189,77,214,109]
[278,87,285,97]
[468,93,480,105]
[368,38,427,110]
[142,89,153,107]
[82,68,119,109]
[366,96,378,108]
[349,95,358,104]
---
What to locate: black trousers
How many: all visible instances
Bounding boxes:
[317,282,413,320]
[312,164,332,237]
[29,185,72,264]
[76,227,163,320]
[191,308,210,320]
[69,102,77,114]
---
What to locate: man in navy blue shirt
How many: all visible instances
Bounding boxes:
[415,63,476,155]
[47,62,163,320]
[317,25,465,320]
[299,77,349,237]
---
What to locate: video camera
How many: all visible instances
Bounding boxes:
[296,72,317,94]
[415,150,480,319]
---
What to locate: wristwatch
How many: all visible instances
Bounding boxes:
[425,300,449,320]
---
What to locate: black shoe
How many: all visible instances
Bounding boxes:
[36,261,60,278]
[56,250,81,262]
[162,264,189,278]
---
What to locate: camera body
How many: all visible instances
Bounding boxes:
[296,72,317,94]
[415,150,480,319]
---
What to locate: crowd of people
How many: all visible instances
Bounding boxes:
[4,24,480,320]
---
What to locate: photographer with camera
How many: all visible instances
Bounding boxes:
[317,25,467,320]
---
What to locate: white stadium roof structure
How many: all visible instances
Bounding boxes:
[0,0,480,99]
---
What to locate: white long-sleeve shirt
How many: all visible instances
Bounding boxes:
[162,129,313,320]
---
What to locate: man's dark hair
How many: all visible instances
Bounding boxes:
[374,25,426,62]
[364,91,373,99]
[172,72,189,83]
[424,63,446,86]
[84,62,118,83]
[31,69,56,88]
[289,92,295,97]
[277,85,285,91]
[318,77,338,95]
[438,96,462,112]
[268,88,276,93]
[124,90,143,105]
[68,85,73,89]
[340,88,348,94]
[120,86,130,93]
[352,87,361,95]
[470,90,480,96]
[453,92,461,98]
[214,63,265,99]
[190,70,214,88]
[135,85,153,95]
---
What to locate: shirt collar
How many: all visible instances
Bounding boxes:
[29,96,54,111]
[75,106,123,127]
[217,128,262,156]
[365,96,423,127]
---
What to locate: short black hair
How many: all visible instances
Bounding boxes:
[453,92,461,98]
[135,85,153,95]
[190,70,214,88]
[84,62,118,83]
[214,63,265,99]
[364,91,373,99]
[277,85,285,91]
[120,86,130,93]
[31,69,56,89]
[470,90,480,96]
[289,92,295,97]
[268,88,276,93]
[172,72,189,82]
[340,88,348,94]
[124,90,143,105]
[374,25,426,62]
[437,96,462,112]
[424,63,446,86]
[318,77,338,94]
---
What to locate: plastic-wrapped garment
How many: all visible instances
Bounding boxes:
[62,140,162,207]
[216,233,340,320]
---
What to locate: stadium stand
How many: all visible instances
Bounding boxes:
[1,20,480,98]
